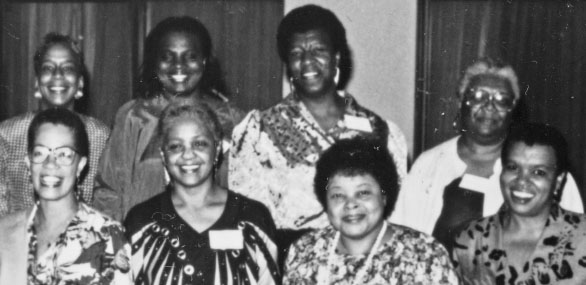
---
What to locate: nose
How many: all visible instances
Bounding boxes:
[42,153,60,169]
[344,196,359,210]
[52,67,64,79]
[300,50,313,65]
[180,145,197,160]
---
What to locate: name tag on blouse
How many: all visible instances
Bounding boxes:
[344,115,373,133]
[459,174,491,193]
[209,230,244,250]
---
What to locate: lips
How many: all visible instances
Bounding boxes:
[171,74,187,83]
[179,164,200,173]
[342,214,366,223]
[48,86,67,93]
[40,175,63,187]
[510,190,535,204]
[301,71,318,79]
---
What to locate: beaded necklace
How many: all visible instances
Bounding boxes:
[317,222,388,285]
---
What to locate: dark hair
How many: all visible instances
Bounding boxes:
[314,137,399,218]
[33,33,84,77]
[159,100,223,145]
[501,122,569,175]
[138,16,215,99]
[277,5,352,88]
[28,108,90,158]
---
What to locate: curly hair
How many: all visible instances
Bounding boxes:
[158,100,223,146]
[138,16,216,99]
[314,137,399,218]
[457,58,520,101]
[28,108,89,158]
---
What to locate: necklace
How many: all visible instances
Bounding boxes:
[318,222,388,285]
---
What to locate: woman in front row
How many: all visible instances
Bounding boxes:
[124,102,280,285]
[0,109,131,284]
[453,122,586,284]
[284,138,459,284]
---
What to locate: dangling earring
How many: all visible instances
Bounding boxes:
[452,110,462,132]
[34,90,42,99]
[289,77,296,94]
[75,176,83,202]
[74,90,83,99]
[334,67,340,86]
[163,165,171,186]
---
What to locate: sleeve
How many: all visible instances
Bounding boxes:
[427,241,461,285]
[105,222,133,285]
[389,150,439,234]
[0,137,9,216]
[282,238,306,285]
[253,205,280,285]
[93,102,136,222]
[451,225,497,285]
[560,173,584,213]
[385,119,409,181]
[228,111,272,216]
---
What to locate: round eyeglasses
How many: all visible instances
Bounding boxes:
[465,87,516,112]
[30,146,78,166]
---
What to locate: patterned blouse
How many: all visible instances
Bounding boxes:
[124,188,280,285]
[283,224,460,284]
[94,93,244,221]
[229,92,408,230]
[26,202,132,285]
[0,112,110,215]
[452,205,586,285]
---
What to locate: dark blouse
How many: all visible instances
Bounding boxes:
[124,188,280,285]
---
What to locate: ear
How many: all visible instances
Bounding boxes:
[24,154,31,170]
[335,52,341,67]
[34,80,39,89]
[78,77,84,90]
[159,148,167,165]
[76,157,88,178]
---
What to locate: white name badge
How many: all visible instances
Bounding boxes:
[209,230,244,250]
[344,115,373,133]
[459,173,491,194]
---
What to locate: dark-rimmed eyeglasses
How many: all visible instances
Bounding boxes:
[30,146,78,166]
[465,88,516,112]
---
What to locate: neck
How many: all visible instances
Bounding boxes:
[163,88,203,102]
[37,194,79,228]
[503,207,550,237]
[338,221,386,256]
[40,101,74,112]
[299,90,344,119]
[459,134,504,156]
[172,177,219,208]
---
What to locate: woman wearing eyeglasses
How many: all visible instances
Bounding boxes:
[390,58,583,251]
[0,109,131,284]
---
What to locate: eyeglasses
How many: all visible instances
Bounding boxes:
[465,88,516,112]
[30,146,78,166]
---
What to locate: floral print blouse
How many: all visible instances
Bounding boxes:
[452,205,586,285]
[283,224,460,284]
[26,202,132,285]
[229,92,408,230]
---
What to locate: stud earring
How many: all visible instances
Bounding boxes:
[34,90,42,99]
[75,90,83,99]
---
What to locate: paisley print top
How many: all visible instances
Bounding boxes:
[26,203,132,285]
[452,205,586,285]
[229,92,408,230]
[283,224,460,284]
[124,188,280,285]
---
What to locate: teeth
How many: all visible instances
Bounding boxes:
[50,86,65,92]
[180,165,200,172]
[302,72,318,78]
[41,176,61,186]
[172,75,187,82]
[512,191,534,199]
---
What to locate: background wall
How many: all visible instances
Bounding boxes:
[284,0,418,156]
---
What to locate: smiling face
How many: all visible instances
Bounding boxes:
[326,173,386,240]
[287,29,339,98]
[162,118,218,190]
[36,43,83,109]
[461,75,516,144]
[500,142,564,217]
[27,123,87,202]
[156,31,206,99]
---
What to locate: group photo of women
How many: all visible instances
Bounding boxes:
[1,0,586,284]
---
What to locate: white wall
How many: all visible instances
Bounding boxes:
[284,0,417,156]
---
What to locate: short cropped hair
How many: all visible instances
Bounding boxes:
[33,33,84,77]
[138,16,214,99]
[28,108,89,159]
[158,101,223,146]
[314,137,399,218]
[502,122,569,175]
[458,58,520,101]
